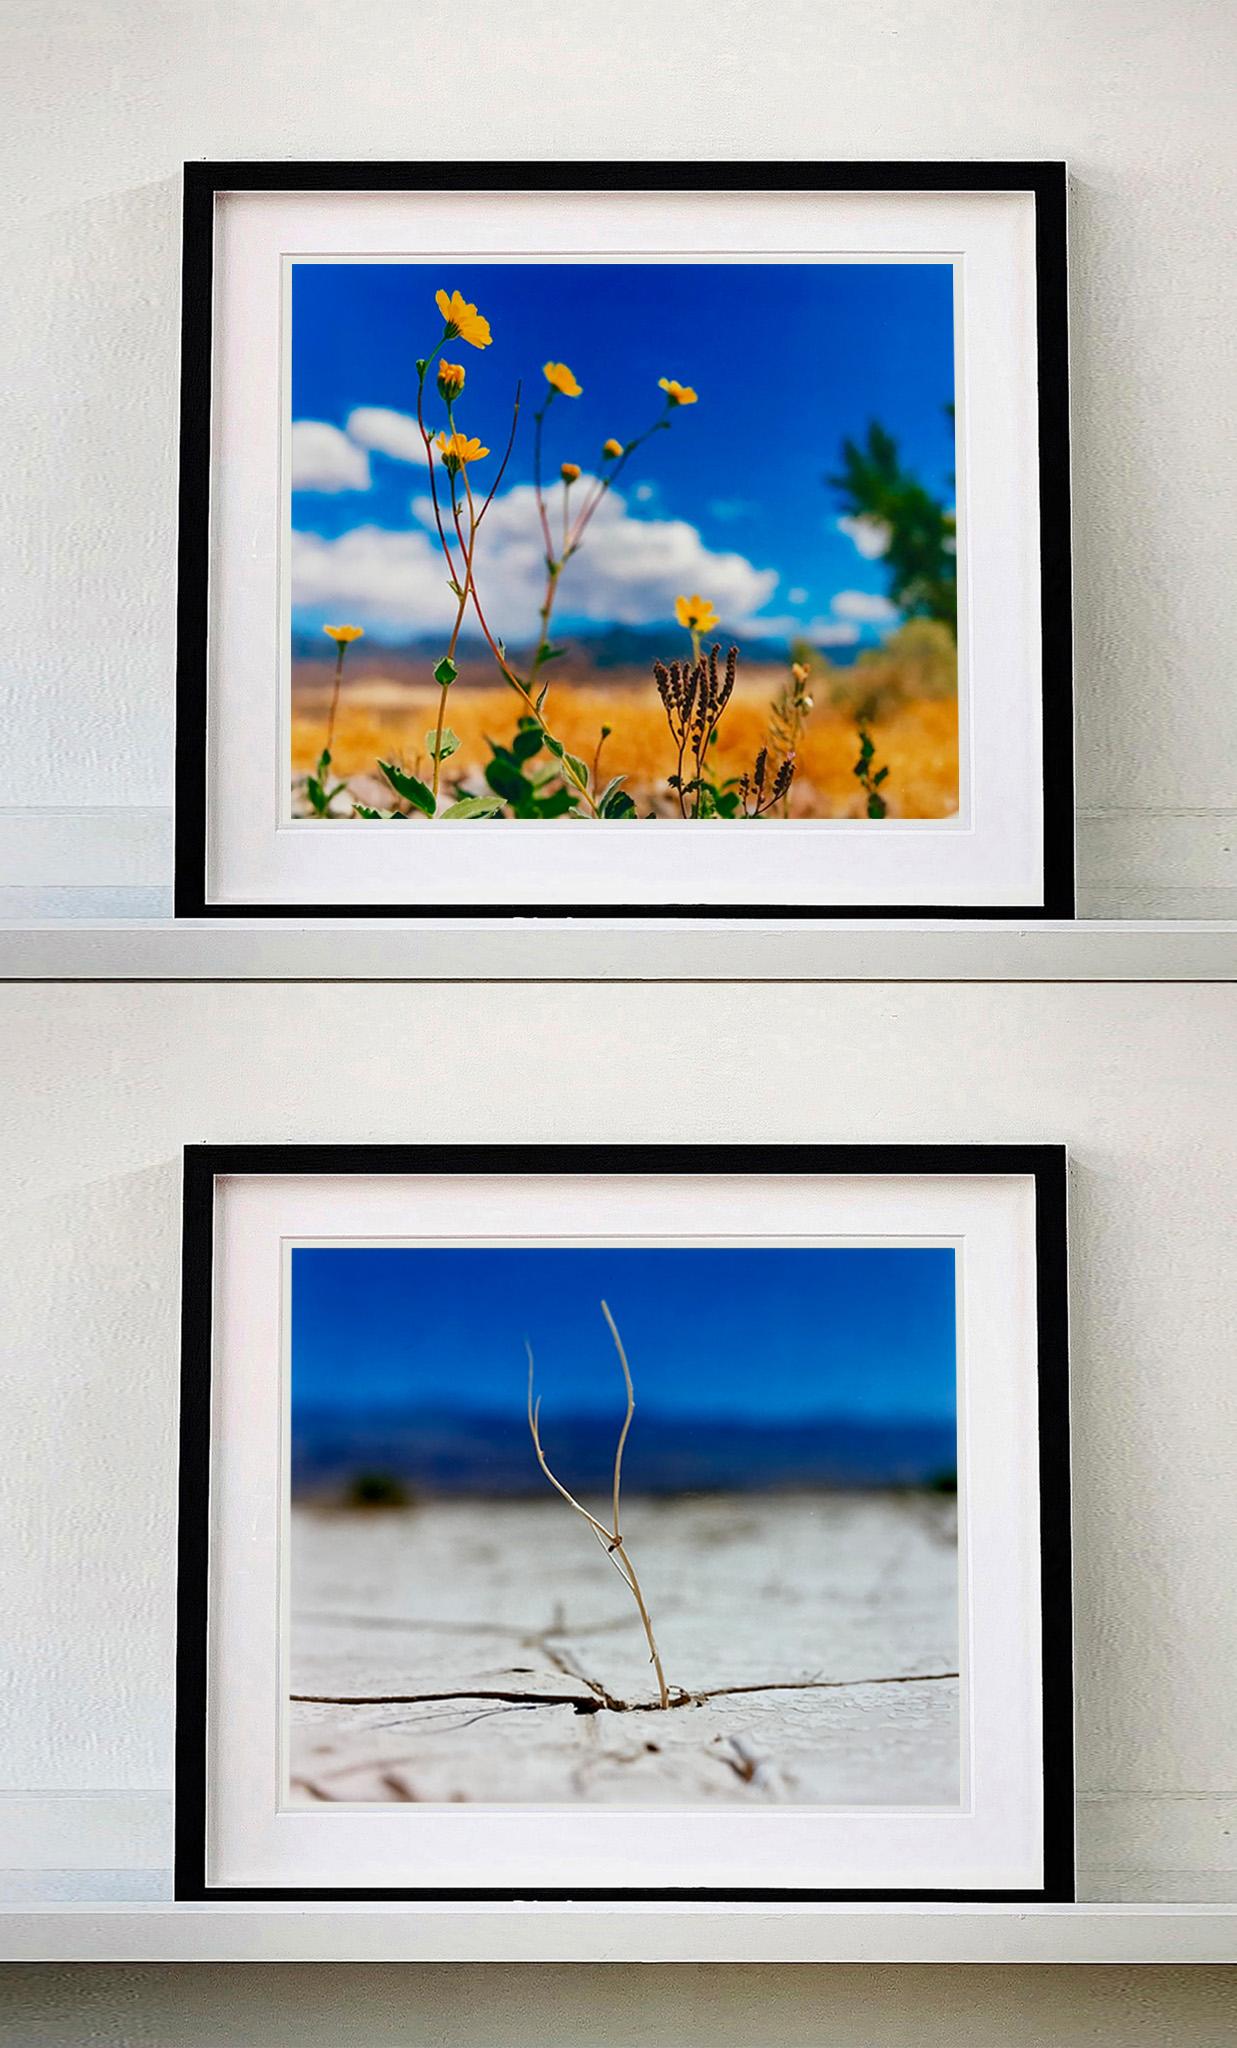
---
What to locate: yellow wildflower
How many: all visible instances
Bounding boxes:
[674,594,718,633]
[436,360,466,402]
[543,361,583,397]
[435,431,490,475]
[792,661,810,684]
[658,377,698,406]
[560,461,581,483]
[602,437,624,460]
[323,623,364,643]
[435,289,492,349]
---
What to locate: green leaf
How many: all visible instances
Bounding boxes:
[867,793,887,820]
[533,785,577,819]
[535,683,549,713]
[485,756,534,805]
[511,726,543,762]
[379,760,437,817]
[305,775,329,816]
[597,774,628,811]
[535,642,566,665]
[317,748,332,775]
[600,788,637,819]
[562,751,590,791]
[425,727,460,762]
[353,803,386,819]
[873,766,889,785]
[441,794,506,820]
[542,733,564,760]
[433,655,459,689]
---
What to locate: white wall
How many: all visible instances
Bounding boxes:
[1,978,1235,1902]
[1,0,1235,913]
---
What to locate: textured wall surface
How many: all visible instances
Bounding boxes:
[2,1961,1237,2045]
[1,0,1234,910]
[1,978,1235,1901]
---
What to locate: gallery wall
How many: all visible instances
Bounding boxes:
[2,980,1235,1900]
[1,0,1234,914]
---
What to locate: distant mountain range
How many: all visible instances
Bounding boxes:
[291,1405,956,1500]
[291,623,864,671]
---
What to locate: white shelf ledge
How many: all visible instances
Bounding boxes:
[1,1900,1235,1964]
[0,919,1234,982]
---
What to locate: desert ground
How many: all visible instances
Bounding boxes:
[289,1489,959,1807]
[291,656,960,820]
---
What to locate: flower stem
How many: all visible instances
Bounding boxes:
[611,1538,670,1710]
[324,642,346,759]
[463,578,601,816]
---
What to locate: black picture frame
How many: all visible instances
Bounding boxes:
[174,160,1074,922]
[175,1141,1074,1903]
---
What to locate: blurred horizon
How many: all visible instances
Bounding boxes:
[291,1247,956,1497]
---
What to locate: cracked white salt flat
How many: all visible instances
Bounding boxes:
[288,1490,959,1806]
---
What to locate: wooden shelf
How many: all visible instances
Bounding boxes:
[0,919,1233,981]
[1,1899,1234,1963]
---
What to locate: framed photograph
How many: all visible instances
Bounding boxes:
[175,1143,1073,1902]
[175,163,1073,919]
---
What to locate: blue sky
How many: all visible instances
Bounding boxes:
[289,261,955,650]
[290,1245,956,1425]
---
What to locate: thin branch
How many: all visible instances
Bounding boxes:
[600,1297,634,1540]
[532,399,555,560]
[526,1307,670,1708]
[475,381,522,529]
[588,1517,639,1594]
[526,1346,613,1541]
[415,353,461,587]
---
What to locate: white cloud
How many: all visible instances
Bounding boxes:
[291,525,455,634]
[787,586,808,605]
[346,407,430,466]
[290,420,370,493]
[806,618,861,647]
[831,589,898,624]
[293,480,778,641]
[838,513,891,560]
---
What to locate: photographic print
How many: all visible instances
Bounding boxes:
[176,1146,1073,1901]
[288,1243,960,1808]
[288,261,960,829]
[176,167,1073,916]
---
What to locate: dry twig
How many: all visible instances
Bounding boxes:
[527,1300,671,1708]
